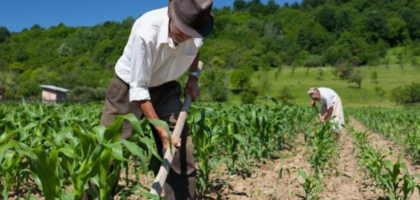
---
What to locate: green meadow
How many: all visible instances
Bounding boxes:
[225,62,419,107]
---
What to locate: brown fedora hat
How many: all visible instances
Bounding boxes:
[169,0,214,38]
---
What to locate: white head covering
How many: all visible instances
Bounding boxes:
[307,87,318,98]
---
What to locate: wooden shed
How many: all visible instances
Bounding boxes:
[39,85,69,103]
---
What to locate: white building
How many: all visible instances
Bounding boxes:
[39,85,69,103]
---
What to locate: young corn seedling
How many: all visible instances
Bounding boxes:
[297,170,322,200]
[378,159,418,200]
[308,121,337,174]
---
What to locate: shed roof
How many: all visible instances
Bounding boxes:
[39,85,70,93]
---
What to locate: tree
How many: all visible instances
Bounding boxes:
[0,27,11,43]
[315,6,337,32]
[401,9,420,40]
[349,69,363,88]
[248,0,265,14]
[316,68,324,80]
[233,0,247,11]
[364,11,388,42]
[0,72,15,98]
[297,21,330,54]
[387,17,409,46]
[230,69,250,90]
[335,9,352,33]
[200,66,229,102]
[302,0,327,9]
[266,0,280,14]
[121,16,135,29]
[371,71,378,84]
[58,43,72,57]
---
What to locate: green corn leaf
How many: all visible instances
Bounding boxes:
[58,147,76,158]
[118,140,148,173]
[140,137,162,161]
[103,142,128,162]
[54,127,73,145]
[123,114,143,135]
[135,191,161,200]
[104,115,124,143]
[32,149,61,200]
[233,134,247,145]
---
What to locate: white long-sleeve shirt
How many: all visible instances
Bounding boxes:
[318,87,338,109]
[115,7,203,102]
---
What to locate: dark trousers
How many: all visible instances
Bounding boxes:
[83,75,197,200]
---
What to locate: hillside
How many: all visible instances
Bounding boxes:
[0,0,419,104]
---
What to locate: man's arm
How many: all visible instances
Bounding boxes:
[311,99,316,107]
[184,52,201,101]
[320,106,334,122]
[127,36,179,150]
[138,100,180,150]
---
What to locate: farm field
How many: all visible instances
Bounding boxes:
[1,102,419,200]
[2,0,420,199]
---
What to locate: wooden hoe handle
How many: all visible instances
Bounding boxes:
[149,94,193,198]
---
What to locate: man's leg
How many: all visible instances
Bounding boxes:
[83,75,140,200]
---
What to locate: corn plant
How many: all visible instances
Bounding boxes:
[0,103,161,199]
[378,159,417,200]
[353,129,419,200]
[405,131,420,165]
[297,170,322,200]
[349,107,420,164]
[0,101,318,199]
[307,121,337,174]
[0,147,23,198]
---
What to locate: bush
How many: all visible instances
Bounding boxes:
[70,86,106,102]
[391,82,420,104]
[209,81,228,102]
[301,55,325,67]
[241,89,258,104]
[277,86,296,105]
[334,62,353,79]
[348,69,363,88]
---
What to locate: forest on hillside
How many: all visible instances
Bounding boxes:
[0,0,419,102]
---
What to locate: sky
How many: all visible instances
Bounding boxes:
[0,0,301,32]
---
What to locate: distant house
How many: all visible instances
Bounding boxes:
[39,85,69,103]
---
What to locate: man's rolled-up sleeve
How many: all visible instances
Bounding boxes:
[129,35,152,102]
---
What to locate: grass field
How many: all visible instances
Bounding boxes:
[225,63,420,107]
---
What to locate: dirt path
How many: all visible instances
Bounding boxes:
[205,127,369,200]
[319,127,369,200]
[349,117,420,200]
[204,133,312,200]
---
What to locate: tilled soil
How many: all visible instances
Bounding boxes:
[349,118,420,200]
[203,118,420,200]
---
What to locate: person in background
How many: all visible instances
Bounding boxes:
[308,87,345,132]
[83,0,214,199]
